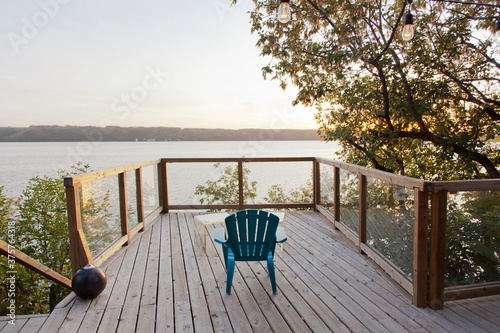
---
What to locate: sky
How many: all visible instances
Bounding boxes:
[0,0,317,129]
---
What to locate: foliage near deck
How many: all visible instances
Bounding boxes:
[0,165,114,315]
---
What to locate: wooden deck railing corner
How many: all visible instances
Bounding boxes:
[65,159,164,275]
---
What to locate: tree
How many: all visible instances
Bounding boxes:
[0,186,16,227]
[16,173,72,311]
[0,176,70,314]
[446,190,500,286]
[0,164,113,314]
[266,182,313,204]
[239,0,499,180]
[196,165,336,208]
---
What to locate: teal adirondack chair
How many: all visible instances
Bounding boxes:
[214,209,287,295]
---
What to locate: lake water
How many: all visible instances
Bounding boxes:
[0,141,340,200]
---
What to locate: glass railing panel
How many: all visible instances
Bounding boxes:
[126,170,138,229]
[366,178,414,279]
[244,161,313,207]
[169,162,238,207]
[319,163,334,210]
[142,165,159,216]
[80,175,121,257]
[339,169,359,234]
[445,190,500,287]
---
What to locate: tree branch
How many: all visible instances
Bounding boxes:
[369,1,407,64]
[346,138,392,173]
[379,130,500,178]
[439,68,500,120]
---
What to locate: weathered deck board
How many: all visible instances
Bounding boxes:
[177,213,213,333]
[96,228,142,333]
[12,211,500,333]
[38,297,75,333]
[0,315,48,333]
[208,219,275,333]
[17,315,47,333]
[168,213,194,333]
[156,213,174,333]
[0,319,27,333]
[291,212,453,332]
[183,213,235,333]
[136,221,161,333]
[117,224,152,333]
[284,216,411,332]
[204,226,253,333]
[77,248,126,333]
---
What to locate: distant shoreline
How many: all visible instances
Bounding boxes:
[0,126,321,142]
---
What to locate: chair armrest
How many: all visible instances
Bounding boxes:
[275,226,287,243]
[214,227,227,244]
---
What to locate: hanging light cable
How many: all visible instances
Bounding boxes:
[278,0,292,24]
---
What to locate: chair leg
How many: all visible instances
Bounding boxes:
[226,249,235,295]
[267,252,277,294]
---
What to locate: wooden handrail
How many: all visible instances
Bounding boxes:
[315,157,428,190]
[161,157,316,163]
[0,239,72,290]
[167,203,314,210]
[429,179,500,192]
[64,158,161,186]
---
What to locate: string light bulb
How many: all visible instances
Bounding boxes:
[402,11,414,41]
[278,0,291,24]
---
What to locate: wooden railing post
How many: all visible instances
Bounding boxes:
[238,161,244,210]
[333,166,340,229]
[413,189,429,307]
[359,174,367,253]
[65,179,94,276]
[158,160,169,213]
[429,190,447,310]
[136,168,145,231]
[118,172,130,246]
[313,160,320,211]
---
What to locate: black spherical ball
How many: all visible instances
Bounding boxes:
[72,264,107,299]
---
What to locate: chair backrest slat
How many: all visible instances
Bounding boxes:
[236,210,249,257]
[247,210,258,256]
[255,210,268,257]
[226,214,239,255]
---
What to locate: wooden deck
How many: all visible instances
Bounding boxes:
[3,211,500,333]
